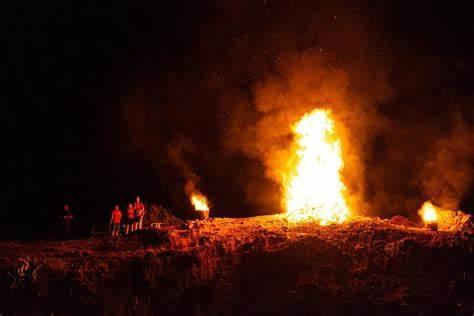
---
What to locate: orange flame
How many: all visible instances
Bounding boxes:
[191,193,209,211]
[418,201,439,224]
[285,109,350,225]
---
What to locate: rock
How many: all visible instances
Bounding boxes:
[388,215,417,227]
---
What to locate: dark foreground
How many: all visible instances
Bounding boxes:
[0,215,473,315]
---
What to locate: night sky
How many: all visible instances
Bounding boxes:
[5,1,474,240]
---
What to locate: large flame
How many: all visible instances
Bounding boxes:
[418,201,439,224]
[191,193,209,211]
[285,109,350,225]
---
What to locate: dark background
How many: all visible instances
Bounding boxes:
[5,1,474,240]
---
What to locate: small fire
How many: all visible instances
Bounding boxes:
[418,201,439,224]
[191,193,209,211]
[285,109,350,225]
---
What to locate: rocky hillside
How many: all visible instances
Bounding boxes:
[0,215,472,315]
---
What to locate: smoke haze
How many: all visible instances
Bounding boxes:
[120,1,474,218]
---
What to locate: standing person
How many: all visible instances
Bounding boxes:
[110,205,122,237]
[125,203,135,235]
[134,196,145,230]
[62,204,74,240]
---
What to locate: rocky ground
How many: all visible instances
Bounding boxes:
[0,214,473,315]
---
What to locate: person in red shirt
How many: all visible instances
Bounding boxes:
[110,205,122,237]
[133,196,146,231]
[125,203,135,235]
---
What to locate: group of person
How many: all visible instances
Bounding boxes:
[110,196,146,237]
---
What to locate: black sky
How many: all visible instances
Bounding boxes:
[5,1,474,240]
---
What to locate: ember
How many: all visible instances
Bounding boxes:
[285,109,350,225]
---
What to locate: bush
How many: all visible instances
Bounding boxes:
[146,204,183,226]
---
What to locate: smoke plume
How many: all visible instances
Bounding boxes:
[121,1,474,218]
[221,51,375,213]
[418,116,474,210]
[166,134,207,209]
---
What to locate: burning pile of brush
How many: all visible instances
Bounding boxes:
[417,201,473,232]
[190,192,210,219]
[179,108,471,233]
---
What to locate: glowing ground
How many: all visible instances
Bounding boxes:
[0,215,472,315]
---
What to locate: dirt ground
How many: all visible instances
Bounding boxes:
[0,215,473,315]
